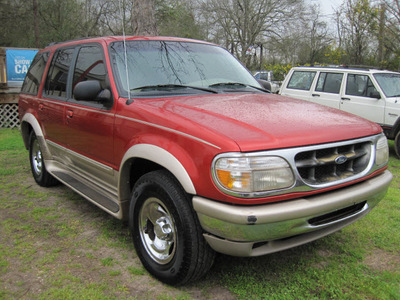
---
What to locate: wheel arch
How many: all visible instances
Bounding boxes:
[118,144,197,220]
[20,113,52,160]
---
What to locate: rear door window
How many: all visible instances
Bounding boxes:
[287,71,316,90]
[315,72,343,94]
[44,47,75,99]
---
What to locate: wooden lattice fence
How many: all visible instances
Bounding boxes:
[0,103,20,128]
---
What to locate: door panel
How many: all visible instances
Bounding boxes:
[40,48,75,155]
[309,72,343,109]
[65,104,114,166]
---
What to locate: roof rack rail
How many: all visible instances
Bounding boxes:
[338,64,381,70]
[296,64,389,71]
[45,37,94,47]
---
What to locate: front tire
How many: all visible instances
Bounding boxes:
[29,131,58,187]
[129,170,215,285]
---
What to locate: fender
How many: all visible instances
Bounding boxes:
[20,113,52,160]
[119,143,197,209]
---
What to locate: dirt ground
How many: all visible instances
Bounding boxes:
[0,169,236,300]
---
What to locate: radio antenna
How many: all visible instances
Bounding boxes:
[119,0,133,105]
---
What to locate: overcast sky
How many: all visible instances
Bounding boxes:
[310,0,344,17]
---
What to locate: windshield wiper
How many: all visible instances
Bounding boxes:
[209,82,247,88]
[131,84,218,94]
[209,82,270,93]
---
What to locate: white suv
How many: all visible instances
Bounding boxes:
[279,66,400,157]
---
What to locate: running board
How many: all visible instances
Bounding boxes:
[52,171,120,213]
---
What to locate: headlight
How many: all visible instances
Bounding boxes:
[213,155,295,194]
[375,135,389,165]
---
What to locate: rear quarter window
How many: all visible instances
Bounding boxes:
[287,71,316,91]
[21,52,50,95]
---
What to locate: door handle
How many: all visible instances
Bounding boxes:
[341,97,351,101]
[66,110,74,118]
[39,104,44,111]
[312,93,320,97]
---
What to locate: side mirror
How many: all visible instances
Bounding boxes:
[370,91,381,99]
[74,80,104,101]
[257,79,271,92]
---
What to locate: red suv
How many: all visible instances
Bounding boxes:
[19,36,392,285]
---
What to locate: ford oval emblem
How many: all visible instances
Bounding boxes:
[335,155,348,164]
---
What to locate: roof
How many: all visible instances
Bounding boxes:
[43,36,214,50]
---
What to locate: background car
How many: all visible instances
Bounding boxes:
[254,70,281,93]
[279,66,400,157]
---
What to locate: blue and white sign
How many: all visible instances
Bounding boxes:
[6,49,38,86]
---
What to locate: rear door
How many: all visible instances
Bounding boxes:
[63,43,116,185]
[340,73,385,124]
[308,72,343,109]
[40,47,75,153]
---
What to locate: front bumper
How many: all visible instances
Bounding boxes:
[193,170,392,257]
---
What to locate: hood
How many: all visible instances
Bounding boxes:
[141,93,382,152]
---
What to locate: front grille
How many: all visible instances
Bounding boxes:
[295,141,371,185]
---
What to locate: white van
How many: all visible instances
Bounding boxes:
[280,66,400,157]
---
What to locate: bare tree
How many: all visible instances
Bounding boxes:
[299,5,332,64]
[335,0,378,65]
[81,0,108,37]
[33,0,40,48]
[199,0,305,67]
[132,0,158,35]
[382,1,400,61]
[265,4,331,65]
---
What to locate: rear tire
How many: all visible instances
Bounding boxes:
[29,131,58,187]
[129,170,215,285]
[395,131,400,158]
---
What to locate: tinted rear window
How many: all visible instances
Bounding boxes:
[21,52,50,95]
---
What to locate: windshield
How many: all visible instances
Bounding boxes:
[109,40,261,96]
[373,73,400,97]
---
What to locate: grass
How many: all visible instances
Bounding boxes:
[0,128,399,299]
